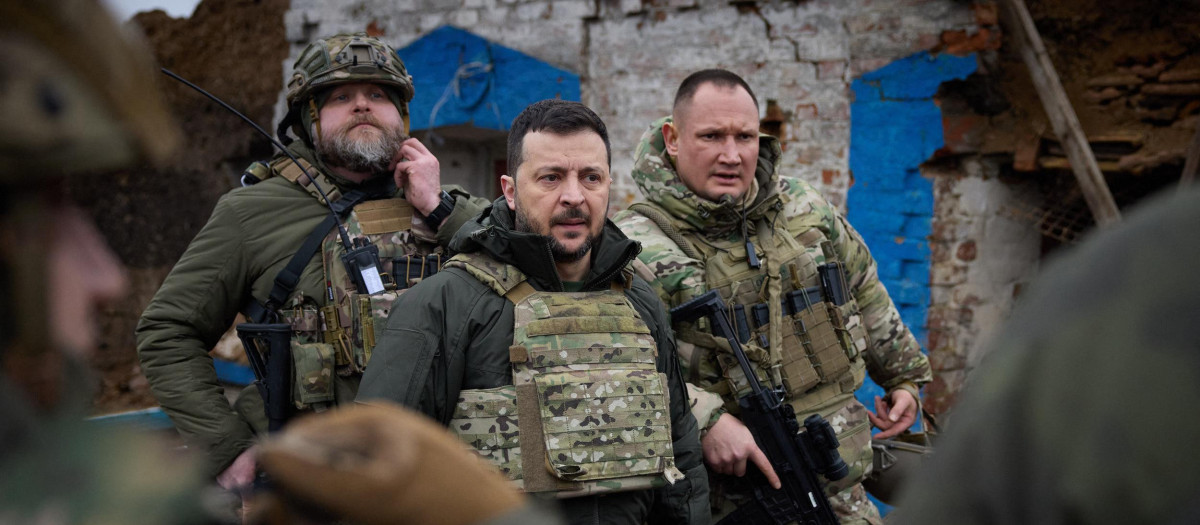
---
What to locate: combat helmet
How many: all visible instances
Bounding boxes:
[0,1,177,181]
[278,33,415,145]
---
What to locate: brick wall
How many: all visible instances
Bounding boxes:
[924,158,1042,414]
[278,0,976,207]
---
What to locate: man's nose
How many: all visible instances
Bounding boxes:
[560,176,584,206]
[717,138,741,165]
[352,92,372,111]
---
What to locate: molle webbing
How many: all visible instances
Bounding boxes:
[447,254,683,496]
[442,252,529,298]
[270,156,344,204]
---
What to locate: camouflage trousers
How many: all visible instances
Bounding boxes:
[831,484,883,525]
[711,478,881,525]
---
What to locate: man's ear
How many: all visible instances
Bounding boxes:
[662,121,680,157]
[500,175,517,210]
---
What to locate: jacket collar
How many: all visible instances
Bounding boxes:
[629,116,784,236]
[450,197,640,292]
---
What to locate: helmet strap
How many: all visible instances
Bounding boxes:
[308,97,323,145]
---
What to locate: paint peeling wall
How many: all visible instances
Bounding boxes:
[923,158,1042,414]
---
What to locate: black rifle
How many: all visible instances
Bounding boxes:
[671,290,848,525]
[235,324,293,432]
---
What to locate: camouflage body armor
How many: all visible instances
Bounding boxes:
[244,156,443,411]
[631,198,875,493]
[443,252,684,497]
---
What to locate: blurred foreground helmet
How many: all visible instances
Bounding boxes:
[0,1,178,181]
[280,32,414,144]
[251,402,525,525]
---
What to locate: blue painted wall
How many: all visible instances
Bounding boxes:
[397,26,581,132]
[847,50,976,513]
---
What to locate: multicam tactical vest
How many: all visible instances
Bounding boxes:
[244,157,444,410]
[443,252,684,497]
[630,200,871,410]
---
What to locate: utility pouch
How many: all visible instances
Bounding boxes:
[235,323,293,432]
[783,304,852,393]
[350,292,401,368]
[290,341,336,407]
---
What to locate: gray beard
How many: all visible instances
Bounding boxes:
[317,122,405,175]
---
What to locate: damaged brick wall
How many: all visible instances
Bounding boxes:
[923,158,1042,414]
[280,0,979,207]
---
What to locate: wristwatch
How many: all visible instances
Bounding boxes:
[422,190,455,231]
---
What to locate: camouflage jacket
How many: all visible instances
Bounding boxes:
[892,187,1200,525]
[614,117,931,432]
[357,198,710,525]
[136,141,486,478]
[0,367,213,525]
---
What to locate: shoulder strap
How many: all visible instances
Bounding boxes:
[270,155,345,204]
[629,202,703,260]
[244,186,389,323]
[442,252,529,298]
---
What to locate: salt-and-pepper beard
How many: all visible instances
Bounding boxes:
[316,115,407,175]
[514,201,599,264]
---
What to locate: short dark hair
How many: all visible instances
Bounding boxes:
[672,69,759,121]
[507,99,610,176]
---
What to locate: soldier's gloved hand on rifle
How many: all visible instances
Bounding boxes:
[703,413,782,489]
[867,389,918,440]
[247,402,528,525]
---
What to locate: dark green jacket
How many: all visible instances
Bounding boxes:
[136,143,485,478]
[358,198,710,525]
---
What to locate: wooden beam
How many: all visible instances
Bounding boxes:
[997,0,1122,226]
[1180,121,1200,188]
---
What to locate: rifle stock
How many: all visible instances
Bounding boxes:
[235,323,293,432]
[670,290,847,525]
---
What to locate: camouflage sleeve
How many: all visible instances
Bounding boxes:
[687,383,727,435]
[615,209,724,432]
[786,179,932,390]
[613,209,706,307]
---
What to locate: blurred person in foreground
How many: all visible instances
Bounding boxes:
[249,402,563,525]
[890,185,1200,524]
[0,1,212,523]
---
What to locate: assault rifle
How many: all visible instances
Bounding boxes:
[671,290,848,525]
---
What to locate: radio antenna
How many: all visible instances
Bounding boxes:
[160,68,353,249]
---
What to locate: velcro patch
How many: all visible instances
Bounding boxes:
[354,198,413,235]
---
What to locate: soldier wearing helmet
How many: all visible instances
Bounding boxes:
[137,32,489,491]
[0,1,214,522]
